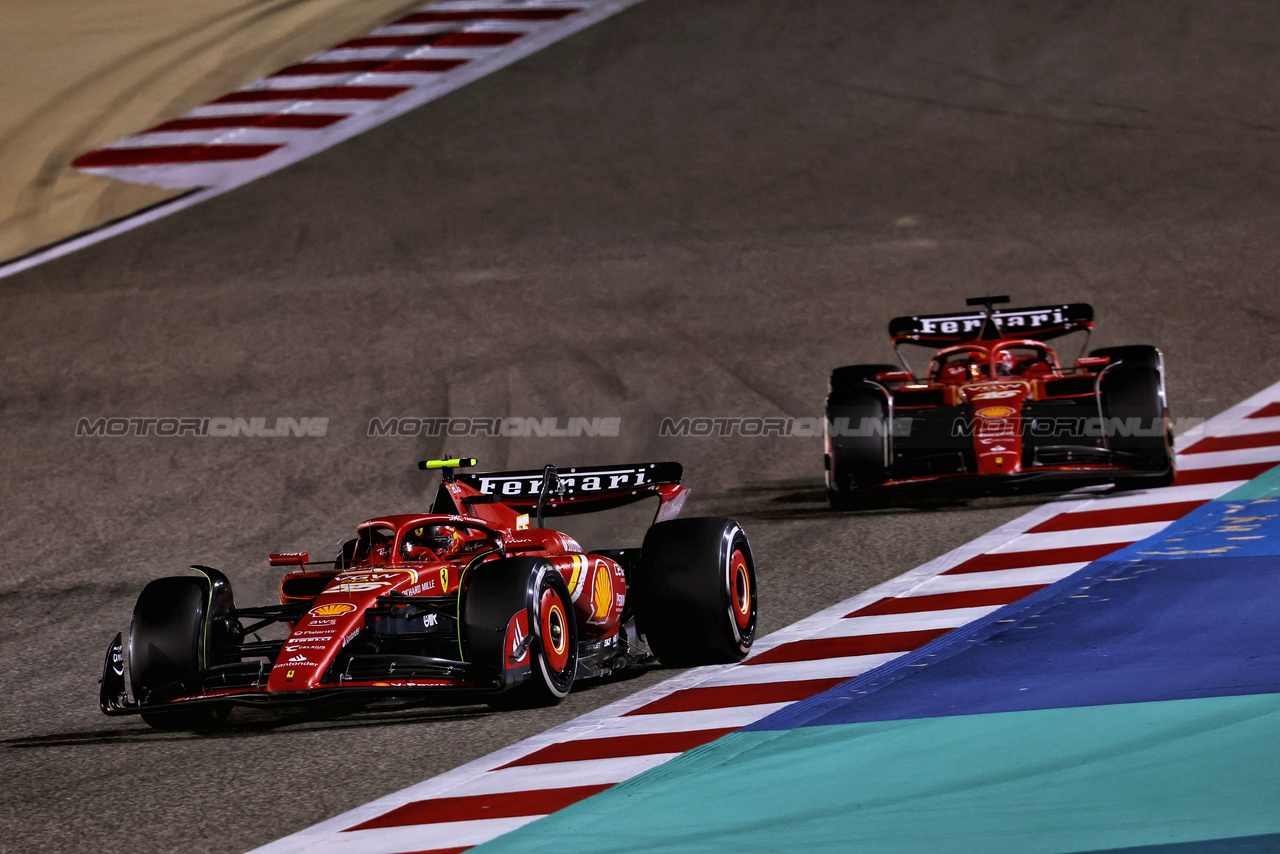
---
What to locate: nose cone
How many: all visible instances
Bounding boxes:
[265,565,449,691]
[268,600,362,691]
[964,384,1029,476]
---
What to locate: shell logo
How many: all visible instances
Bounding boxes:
[309,602,356,618]
[591,561,613,620]
[976,406,1015,418]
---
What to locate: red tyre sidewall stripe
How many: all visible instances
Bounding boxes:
[540,588,570,673]
[731,549,752,630]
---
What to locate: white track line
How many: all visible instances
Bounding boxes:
[1178,445,1280,469]
[1216,415,1280,436]
[989,523,1171,551]
[1063,481,1242,510]
[809,607,1004,637]
[913,564,1089,593]
[697,654,902,687]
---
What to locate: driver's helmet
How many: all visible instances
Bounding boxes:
[993,349,1017,376]
[401,524,463,561]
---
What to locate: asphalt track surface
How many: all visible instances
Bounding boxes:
[3,2,1280,852]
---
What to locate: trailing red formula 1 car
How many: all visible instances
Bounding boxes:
[824,296,1174,509]
[100,459,756,730]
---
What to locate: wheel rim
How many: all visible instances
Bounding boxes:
[730,548,753,631]
[539,588,571,674]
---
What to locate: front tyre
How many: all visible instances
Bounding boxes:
[464,557,578,708]
[128,575,229,730]
[1096,346,1175,488]
[634,518,757,667]
[527,568,577,703]
[825,380,891,507]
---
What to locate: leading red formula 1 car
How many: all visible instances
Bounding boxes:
[824,296,1174,509]
[100,459,756,730]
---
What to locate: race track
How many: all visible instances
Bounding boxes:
[3,2,1280,852]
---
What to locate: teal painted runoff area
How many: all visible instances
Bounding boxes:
[1217,463,1280,502]
[474,693,1280,854]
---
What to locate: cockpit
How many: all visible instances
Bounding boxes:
[929,342,1058,385]
[393,519,504,564]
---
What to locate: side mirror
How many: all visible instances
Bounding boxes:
[1074,356,1110,371]
[269,552,309,566]
[875,370,914,383]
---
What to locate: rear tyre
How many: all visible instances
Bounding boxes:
[129,576,229,730]
[1090,345,1162,370]
[464,557,578,708]
[633,518,757,667]
[830,364,899,393]
[1096,347,1174,488]
[826,380,890,507]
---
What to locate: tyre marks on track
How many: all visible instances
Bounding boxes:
[249,383,1280,854]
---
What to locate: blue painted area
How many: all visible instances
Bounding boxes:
[751,493,1280,731]
[1077,831,1280,853]
[751,555,1280,729]
[1106,498,1280,561]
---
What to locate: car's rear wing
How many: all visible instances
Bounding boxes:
[889,302,1094,346]
[439,461,689,525]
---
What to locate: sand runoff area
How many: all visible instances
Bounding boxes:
[0,0,424,264]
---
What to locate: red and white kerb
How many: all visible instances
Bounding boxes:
[72,1,644,191]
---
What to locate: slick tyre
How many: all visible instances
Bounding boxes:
[464,557,578,708]
[128,576,228,730]
[826,381,890,506]
[634,518,757,667]
[1090,345,1162,371]
[829,364,899,394]
[1097,349,1175,488]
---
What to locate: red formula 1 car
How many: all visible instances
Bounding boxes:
[100,459,756,729]
[824,296,1175,509]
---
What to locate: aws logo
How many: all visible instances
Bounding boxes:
[309,602,356,618]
